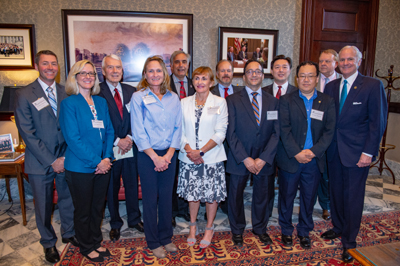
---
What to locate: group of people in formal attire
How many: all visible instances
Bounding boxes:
[13,45,387,264]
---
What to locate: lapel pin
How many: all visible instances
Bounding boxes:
[354,86,357,89]
[318,101,321,103]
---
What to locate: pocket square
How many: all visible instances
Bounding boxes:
[353,102,362,105]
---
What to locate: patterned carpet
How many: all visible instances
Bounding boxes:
[57,211,400,266]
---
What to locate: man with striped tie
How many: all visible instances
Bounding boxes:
[226,60,279,246]
[14,50,78,263]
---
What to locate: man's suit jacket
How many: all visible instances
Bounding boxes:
[227,52,235,61]
[226,88,280,176]
[59,94,114,173]
[169,75,195,97]
[316,72,341,92]
[262,83,298,97]
[276,90,336,173]
[14,80,67,175]
[237,51,248,61]
[210,84,242,97]
[324,73,387,167]
[252,51,262,60]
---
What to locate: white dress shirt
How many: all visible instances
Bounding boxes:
[273,81,288,97]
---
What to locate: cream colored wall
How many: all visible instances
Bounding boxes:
[0,121,20,146]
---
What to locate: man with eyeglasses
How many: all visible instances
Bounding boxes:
[276,61,335,249]
[98,54,144,241]
[14,50,78,263]
[226,60,279,246]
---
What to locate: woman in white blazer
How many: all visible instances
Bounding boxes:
[177,66,228,249]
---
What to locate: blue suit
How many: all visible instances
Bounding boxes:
[324,73,387,249]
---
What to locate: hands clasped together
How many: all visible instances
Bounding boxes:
[95,158,112,174]
[117,136,133,155]
[294,149,315,164]
[243,157,266,175]
[185,145,204,165]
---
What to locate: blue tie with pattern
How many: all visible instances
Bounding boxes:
[46,87,57,116]
[339,80,348,114]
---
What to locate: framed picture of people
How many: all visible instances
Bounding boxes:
[0,133,14,153]
[62,10,193,86]
[0,24,36,70]
[218,27,278,78]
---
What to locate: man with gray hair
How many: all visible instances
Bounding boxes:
[169,50,195,99]
[98,54,144,241]
[322,46,387,263]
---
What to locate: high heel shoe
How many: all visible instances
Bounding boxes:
[200,225,214,249]
[187,221,198,246]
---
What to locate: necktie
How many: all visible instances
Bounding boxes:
[323,77,330,92]
[339,80,348,114]
[46,87,57,116]
[179,81,186,99]
[251,92,260,126]
[114,88,123,118]
[276,86,282,99]
[224,88,229,98]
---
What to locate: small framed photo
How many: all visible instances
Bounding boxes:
[0,133,14,153]
[0,24,36,70]
[218,27,278,77]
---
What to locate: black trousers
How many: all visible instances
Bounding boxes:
[65,170,110,255]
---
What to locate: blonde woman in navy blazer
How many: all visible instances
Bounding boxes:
[177,66,228,249]
[60,60,114,263]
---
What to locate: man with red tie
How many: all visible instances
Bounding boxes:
[99,54,144,241]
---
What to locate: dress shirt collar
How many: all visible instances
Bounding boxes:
[299,88,318,101]
[218,83,233,95]
[340,71,358,92]
[37,78,57,98]
[321,71,338,83]
[245,86,262,97]
[273,81,288,96]
[172,74,188,84]
[106,80,121,94]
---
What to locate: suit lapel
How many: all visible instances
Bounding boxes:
[101,83,122,122]
[32,81,56,119]
[240,89,259,128]
[340,74,364,118]
[189,95,196,130]
[259,91,268,126]
[293,94,307,119]
[211,85,221,97]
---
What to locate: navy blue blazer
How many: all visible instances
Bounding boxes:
[226,88,280,176]
[324,73,387,167]
[60,94,114,173]
[276,90,336,173]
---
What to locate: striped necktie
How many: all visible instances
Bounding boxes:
[46,87,57,116]
[251,92,260,126]
[339,80,348,114]
[179,81,186,99]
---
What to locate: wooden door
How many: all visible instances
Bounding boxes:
[300,0,379,76]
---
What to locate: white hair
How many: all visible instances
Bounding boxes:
[340,46,362,62]
[102,54,122,69]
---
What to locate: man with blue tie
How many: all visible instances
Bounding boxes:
[99,54,144,241]
[226,60,279,246]
[227,46,235,62]
[322,46,387,263]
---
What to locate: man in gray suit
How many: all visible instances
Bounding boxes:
[14,50,78,263]
[315,49,341,220]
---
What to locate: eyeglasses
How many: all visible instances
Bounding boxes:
[298,75,317,80]
[77,72,96,77]
[245,70,263,76]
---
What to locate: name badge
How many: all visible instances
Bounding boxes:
[267,111,278,120]
[125,102,131,113]
[310,109,324,121]
[143,95,157,105]
[92,120,104,128]
[208,106,220,115]
[32,97,49,111]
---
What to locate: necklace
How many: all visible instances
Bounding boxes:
[195,99,205,109]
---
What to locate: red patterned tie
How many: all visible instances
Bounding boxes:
[114,88,123,118]
[276,86,282,99]
[179,81,186,99]
[224,88,229,98]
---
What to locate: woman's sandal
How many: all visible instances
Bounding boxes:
[200,225,214,249]
[187,221,198,246]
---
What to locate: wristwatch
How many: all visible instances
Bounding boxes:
[199,150,205,157]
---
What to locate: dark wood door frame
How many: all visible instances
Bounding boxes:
[299,0,380,77]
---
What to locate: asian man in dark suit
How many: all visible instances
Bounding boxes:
[322,46,387,263]
[98,54,144,241]
[277,61,335,249]
[14,50,78,263]
[226,60,279,246]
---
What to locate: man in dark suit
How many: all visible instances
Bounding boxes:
[277,61,335,249]
[322,46,387,263]
[226,60,279,246]
[14,50,78,263]
[169,50,194,226]
[98,54,144,241]
[252,48,262,60]
[227,46,235,62]
[237,46,248,62]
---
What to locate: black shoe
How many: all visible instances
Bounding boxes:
[96,248,111,257]
[109,228,121,241]
[44,246,60,263]
[172,217,177,228]
[321,229,341,240]
[62,235,80,247]
[176,213,191,222]
[232,234,243,246]
[298,235,311,249]
[83,252,104,262]
[129,222,144,232]
[252,231,273,245]
[281,234,293,247]
[342,248,354,263]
